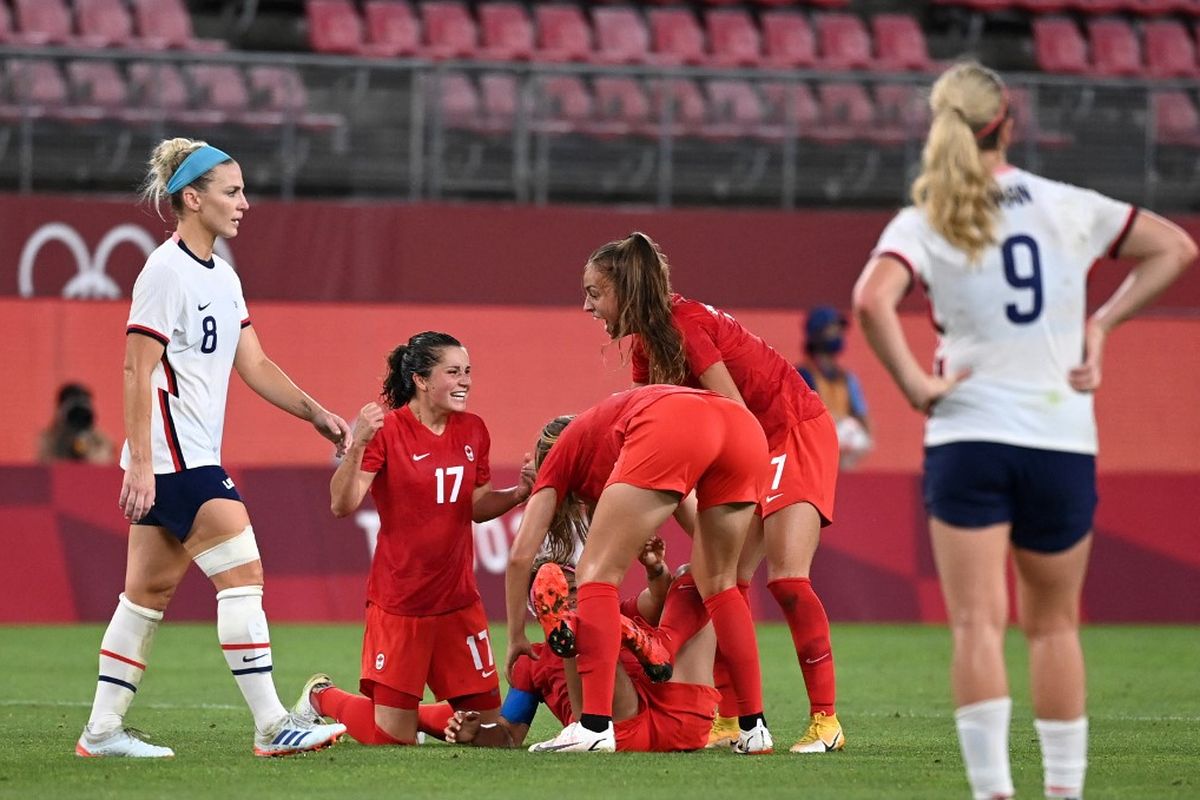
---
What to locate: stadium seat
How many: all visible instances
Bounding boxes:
[1126,0,1186,15]
[186,63,286,128]
[702,79,764,141]
[130,0,228,52]
[1087,18,1142,76]
[3,59,104,123]
[871,83,928,145]
[1007,87,1073,147]
[872,14,934,72]
[809,0,852,7]
[1014,0,1073,12]
[127,61,224,126]
[592,7,652,65]
[478,2,536,61]
[647,8,708,66]
[1142,20,1197,77]
[1153,91,1200,146]
[705,9,763,68]
[761,12,817,69]
[588,76,652,138]
[758,81,820,142]
[421,1,479,61]
[531,74,593,134]
[477,72,520,134]
[307,0,366,55]
[75,0,140,48]
[812,82,874,144]
[815,13,873,71]
[1067,0,1126,14]
[1033,17,1089,74]
[434,71,480,129]
[534,5,593,63]
[247,65,347,134]
[363,0,423,57]
[12,0,76,46]
[647,77,707,137]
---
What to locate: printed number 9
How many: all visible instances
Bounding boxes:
[200,316,218,353]
[1002,235,1043,325]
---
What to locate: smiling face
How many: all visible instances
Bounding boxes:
[582,263,620,339]
[188,162,249,240]
[417,346,472,414]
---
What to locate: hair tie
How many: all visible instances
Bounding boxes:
[973,94,1009,141]
[166,145,232,194]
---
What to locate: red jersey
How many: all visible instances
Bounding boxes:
[509,643,644,726]
[631,295,826,443]
[360,407,491,616]
[531,385,716,506]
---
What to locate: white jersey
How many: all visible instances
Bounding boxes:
[120,235,249,474]
[872,167,1135,454]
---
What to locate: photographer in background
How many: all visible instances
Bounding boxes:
[797,307,872,470]
[38,383,114,464]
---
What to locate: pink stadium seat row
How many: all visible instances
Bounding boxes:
[0,0,226,51]
[1035,15,1200,76]
[937,0,1200,14]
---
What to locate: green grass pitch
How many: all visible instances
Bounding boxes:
[1,623,1196,799]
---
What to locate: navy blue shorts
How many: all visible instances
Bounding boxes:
[136,465,243,541]
[923,441,1096,553]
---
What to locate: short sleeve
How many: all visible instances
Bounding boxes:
[126,262,183,346]
[676,307,723,378]
[360,419,388,473]
[233,270,251,328]
[1079,187,1136,262]
[871,209,927,282]
[473,418,491,487]
[530,423,582,501]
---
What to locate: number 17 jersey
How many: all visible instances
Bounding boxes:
[361,407,492,616]
[873,166,1135,454]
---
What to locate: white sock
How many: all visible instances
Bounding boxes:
[86,593,163,735]
[955,697,1015,800]
[1035,716,1088,799]
[216,586,287,733]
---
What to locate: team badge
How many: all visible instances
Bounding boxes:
[464,445,475,462]
[375,653,385,670]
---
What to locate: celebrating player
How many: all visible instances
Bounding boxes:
[77,138,351,758]
[852,61,1196,800]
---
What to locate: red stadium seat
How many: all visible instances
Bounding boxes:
[758,81,820,142]
[363,0,423,57]
[307,0,367,55]
[186,63,286,128]
[421,1,479,61]
[647,8,708,66]
[1007,87,1073,147]
[871,83,929,145]
[12,0,75,46]
[478,2,536,61]
[66,60,126,109]
[812,82,874,144]
[1067,0,1126,14]
[535,5,593,63]
[702,79,764,141]
[3,59,104,123]
[1142,20,1197,77]
[592,7,652,65]
[1014,0,1073,12]
[247,65,346,133]
[130,0,228,52]
[1033,17,1089,74]
[1086,18,1142,76]
[588,76,652,138]
[647,77,707,137]
[705,9,763,68]
[75,0,139,48]
[815,13,873,71]
[872,14,933,72]
[436,71,480,129]
[477,72,520,134]
[1125,0,1186,14]
[761,12,817,69]
[532,75,593,134]
[1153,91,1200,146]
[127,61,224,126]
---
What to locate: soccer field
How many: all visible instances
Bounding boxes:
[2,623,1196,799]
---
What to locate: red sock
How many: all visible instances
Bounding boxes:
[417,702,454,742]
[576,582,621,718]
[768,577,836,715]
[317,687,411,745]
[712,648,739,717]
[704,587,763,717]
[656,573,708,658]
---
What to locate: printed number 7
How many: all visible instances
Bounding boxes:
[769,454,787,492]
[465,629,495,676]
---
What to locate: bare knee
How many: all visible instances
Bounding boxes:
[124,581,177,612]
[1020,610,1079,642]
[947,607,1007,645]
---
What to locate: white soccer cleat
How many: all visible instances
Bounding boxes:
[733,719,774,755]
[75,726,175,758]
[253,712,346,757]
[292,672,335,724]
[528,721,616,753]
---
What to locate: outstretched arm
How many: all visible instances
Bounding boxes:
[471,452,536,523]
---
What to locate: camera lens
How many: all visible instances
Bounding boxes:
[65,401,94,431]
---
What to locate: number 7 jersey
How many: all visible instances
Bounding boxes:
[872,166,1136,454]
[121,235,250,474]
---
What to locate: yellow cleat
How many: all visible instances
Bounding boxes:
[789,712,845,753]
[705,715,740,749]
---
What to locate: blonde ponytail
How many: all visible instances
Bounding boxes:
[139,137,210,219]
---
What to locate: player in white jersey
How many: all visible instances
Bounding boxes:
[852,62,1195,800]
[77,138,352,759]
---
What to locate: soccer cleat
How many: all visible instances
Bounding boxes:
[530,562,577,657]
[253,712,346,757]
[705,715,740,749]
[527,720,616,753]
[733,719,774,755]
[789,711,845,753]
[620,615,673,683]
[75,726,174,758]
[292,672,335,724]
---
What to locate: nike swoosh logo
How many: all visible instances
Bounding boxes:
[412,453,430,461]
[765,493,784,503]
[804,653,830,664]
[198,302,211,311]
[481,669,496,678]
[533,741,579,752]
[242,653,270,663]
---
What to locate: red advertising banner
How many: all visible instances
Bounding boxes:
[4,464,1197,624]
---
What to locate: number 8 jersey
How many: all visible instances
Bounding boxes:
[121,235,250,474]
[872,166,1136,454]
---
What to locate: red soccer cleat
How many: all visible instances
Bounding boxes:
[620,615,673,683]
[530,562,577,657]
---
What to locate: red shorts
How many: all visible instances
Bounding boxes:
[760,410,838,525]
[614,677,720,752]
[608,393,767,512]
[359,600,500,706]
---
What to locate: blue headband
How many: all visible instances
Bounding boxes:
[166,145,232,194]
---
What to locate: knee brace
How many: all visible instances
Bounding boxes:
[193,526,261,578]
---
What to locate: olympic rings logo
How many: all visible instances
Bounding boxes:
[17,222,236,299]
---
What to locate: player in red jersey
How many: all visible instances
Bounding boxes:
[504,386,774,754]
[581,232,845,754]
[303,332,534,747]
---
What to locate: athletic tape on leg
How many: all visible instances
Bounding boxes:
[194,526,261,577]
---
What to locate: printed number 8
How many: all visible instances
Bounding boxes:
[200,316,218,353]
[1002,235,1043,325]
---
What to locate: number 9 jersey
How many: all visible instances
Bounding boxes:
[872,166,1136,454]
[121,235,250,474]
